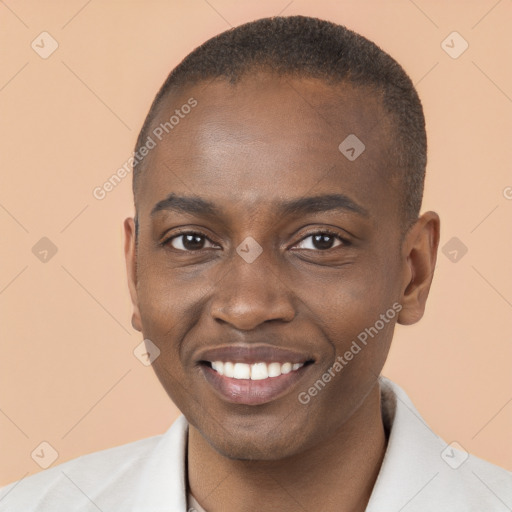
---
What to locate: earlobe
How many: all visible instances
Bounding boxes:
[124,217,143,332]
[397,211,440,326]
[131,314,142,332]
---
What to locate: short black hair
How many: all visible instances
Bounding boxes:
[133,15,426,233]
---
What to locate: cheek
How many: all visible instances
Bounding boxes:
[135,272,202,408]
[136,253,201,329]
[135,268,187,362]
[304,259,398,369]
[135,261,215,375]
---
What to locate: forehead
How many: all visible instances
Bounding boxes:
[136,73,400,223]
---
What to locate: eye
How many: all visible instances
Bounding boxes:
[293,231,349,251]
[164,232,218,251]
[162,230,349,252]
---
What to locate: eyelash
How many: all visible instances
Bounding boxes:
[160,228,351,252]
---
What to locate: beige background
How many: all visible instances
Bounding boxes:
[1,0,511,487]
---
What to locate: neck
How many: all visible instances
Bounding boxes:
[187,381,387,512]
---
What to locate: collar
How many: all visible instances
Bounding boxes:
[130,376,511,511]
[130,412,189,511]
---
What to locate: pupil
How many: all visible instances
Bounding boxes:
[313,234,334,250]
[183,234,204,250]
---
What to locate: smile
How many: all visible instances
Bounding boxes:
[209,361,304,380]
[196,344,315,405]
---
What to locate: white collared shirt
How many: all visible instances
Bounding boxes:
[1,377,510,511]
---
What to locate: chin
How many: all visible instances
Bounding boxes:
[214,439,297,461]
[202,423,309,462]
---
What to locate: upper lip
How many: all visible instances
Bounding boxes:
[197,344,315,365]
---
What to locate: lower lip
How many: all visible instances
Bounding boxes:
[201,364,311,405]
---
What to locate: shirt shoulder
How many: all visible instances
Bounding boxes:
[371,377,512,511]
[0,434,162,511]
[439,447,512,508]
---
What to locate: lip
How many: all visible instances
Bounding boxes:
[196,344,315,406]
[200,362,313,405]
[197,344,313,365]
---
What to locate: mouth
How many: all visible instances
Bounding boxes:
[197,345,315,405]
[205,360,310,379]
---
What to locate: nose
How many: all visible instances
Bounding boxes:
[210,253,296,331]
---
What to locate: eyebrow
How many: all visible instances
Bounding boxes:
[150,193,369,219]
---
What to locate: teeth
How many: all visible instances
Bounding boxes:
[281,362,292,374]
[211,361,223,375]
[224,362,234,378]
[268,362,281,377]
[210,361,304,380]
[250,362,268,380]
[233,362,251,379]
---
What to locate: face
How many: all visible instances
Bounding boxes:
[124,72,437,460]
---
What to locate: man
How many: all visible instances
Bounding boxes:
[1,15,510,512]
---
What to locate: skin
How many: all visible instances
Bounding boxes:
[124,72,440,512]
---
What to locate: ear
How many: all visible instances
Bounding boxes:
[124,217,142,332]
[397,211,440,325]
